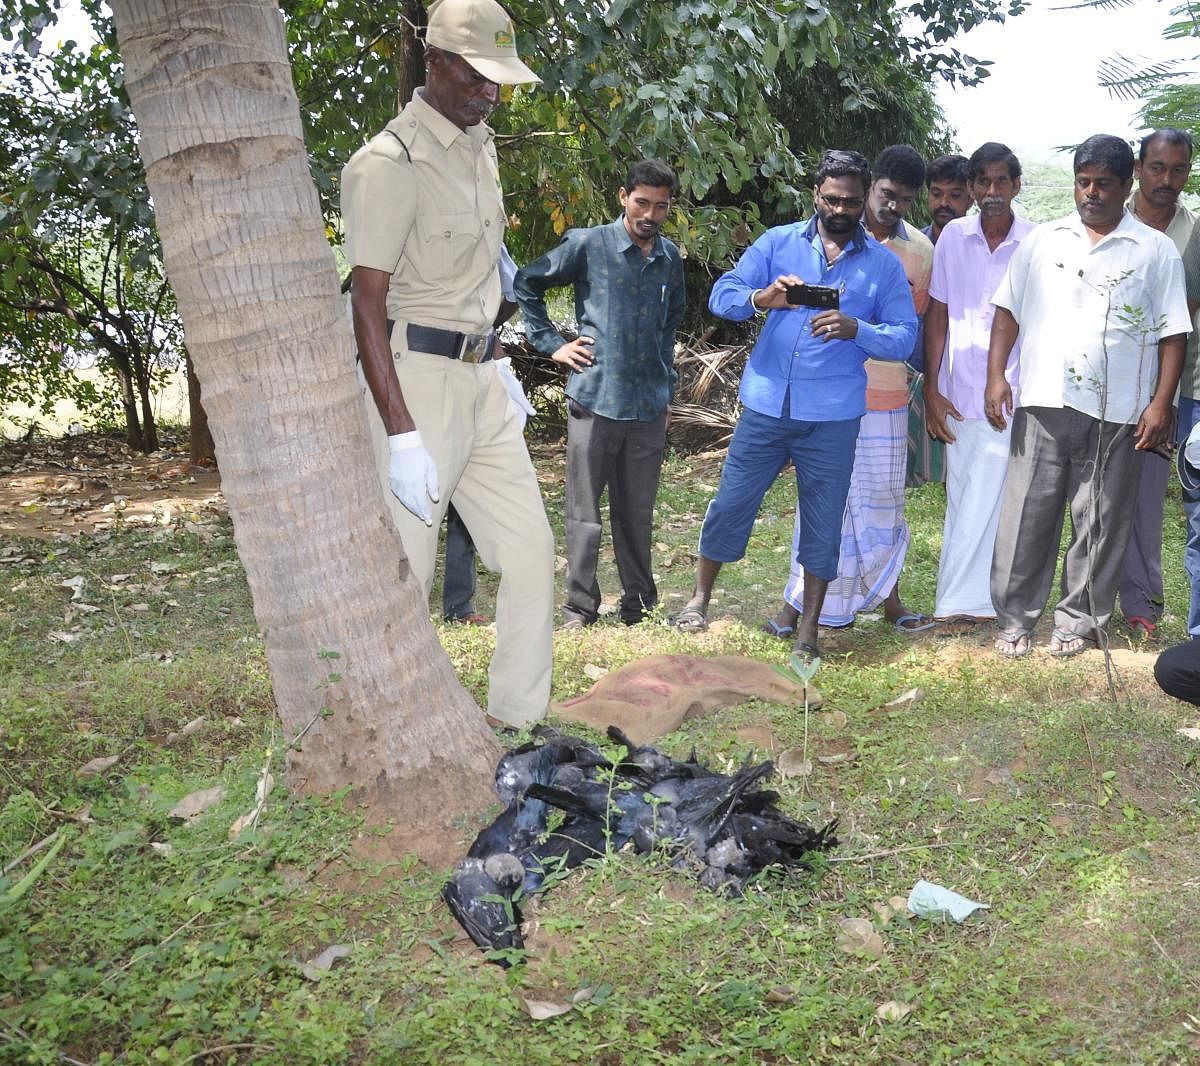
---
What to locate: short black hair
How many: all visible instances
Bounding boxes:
[625,159,678,196]
[872,145,926,190]
[1074,134,1135,182]
[926,154,970,187]
[968,142,1022,182]
[1140,127,1194,162]
[814,149,871,192]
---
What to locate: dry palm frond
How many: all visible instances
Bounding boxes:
[505,326,752,454]
[667,402,738,450]
[1097,54,1190,100]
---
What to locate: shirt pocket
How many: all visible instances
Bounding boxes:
[838,276,875,319]
[415,211,485,284]
[1105,271,1157,341]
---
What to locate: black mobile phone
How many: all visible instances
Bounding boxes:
[785,283,840,309]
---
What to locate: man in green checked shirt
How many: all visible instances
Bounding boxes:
[515,160,686,630]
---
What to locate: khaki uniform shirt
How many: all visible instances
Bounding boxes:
[341,90,505,336]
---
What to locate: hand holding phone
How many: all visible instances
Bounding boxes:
[786,283,840,309]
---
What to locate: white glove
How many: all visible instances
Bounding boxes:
[494,357,535,429]
[387,431,439,525]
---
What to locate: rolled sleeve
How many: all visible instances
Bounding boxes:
[513,234,588,355]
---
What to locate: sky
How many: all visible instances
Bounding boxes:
[935,0,1197,166]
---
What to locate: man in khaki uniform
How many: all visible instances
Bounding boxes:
[341,0,553,728]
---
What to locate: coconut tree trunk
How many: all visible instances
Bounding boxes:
[109,0,500,852]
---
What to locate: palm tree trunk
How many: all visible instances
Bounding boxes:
[109,0,501,854]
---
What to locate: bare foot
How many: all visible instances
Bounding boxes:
[995,630,1031,658]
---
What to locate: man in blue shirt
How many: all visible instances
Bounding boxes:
[674,149,917,663]
[515,160,686,627]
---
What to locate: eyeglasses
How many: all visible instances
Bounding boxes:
[818,193,865,210]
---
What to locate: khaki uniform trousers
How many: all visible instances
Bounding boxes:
[360,339,554,727]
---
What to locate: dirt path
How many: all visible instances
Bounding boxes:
[0,432,224,540]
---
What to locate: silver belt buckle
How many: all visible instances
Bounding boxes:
[458,330,492,364]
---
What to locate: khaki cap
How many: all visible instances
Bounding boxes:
[426,0,541,85]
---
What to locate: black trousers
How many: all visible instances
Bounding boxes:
[442,504,477,619]
[1154,640,1200,706]
[563,400,667,625]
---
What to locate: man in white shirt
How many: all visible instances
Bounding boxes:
[984,134,1191,658]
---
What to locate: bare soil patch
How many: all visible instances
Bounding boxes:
[0,432,224,539]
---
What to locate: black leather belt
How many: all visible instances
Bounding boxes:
[406,323,495,363]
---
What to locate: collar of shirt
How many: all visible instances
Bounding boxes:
[802,215,869,257]
[1049,208,1143,250]
[609,216,668,261]
[410,89,492,151]
[1125,195,1197,252]
[964,211,1028,249]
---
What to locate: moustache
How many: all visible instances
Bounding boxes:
[980,197,1005,210]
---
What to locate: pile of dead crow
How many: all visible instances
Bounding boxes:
[444,726,838,962]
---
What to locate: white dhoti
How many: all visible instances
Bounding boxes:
[934,417,1011,619]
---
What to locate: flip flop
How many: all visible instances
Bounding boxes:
[791,640,820,667]
[893,612,936,634]
[1126,615,1158,638]
[995,629,1031,659]
[673,606,709,633]
[762,618,795,639]
[936,615,989,635]
[1049,628,1090,659]
[483,714,518,735]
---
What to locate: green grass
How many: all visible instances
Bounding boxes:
[3,439,1200,1064]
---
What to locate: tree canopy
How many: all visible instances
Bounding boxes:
[287,0,1025,268]
[2,0,1027,431]
[0,0,179,450]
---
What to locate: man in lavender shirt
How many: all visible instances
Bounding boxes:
[923,143,1035,623]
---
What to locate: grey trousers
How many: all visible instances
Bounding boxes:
[564,399,667,625]
[991,406,1141,640]
[1118,446,1171,621]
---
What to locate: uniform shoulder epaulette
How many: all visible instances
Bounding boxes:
[367,123,415,165]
